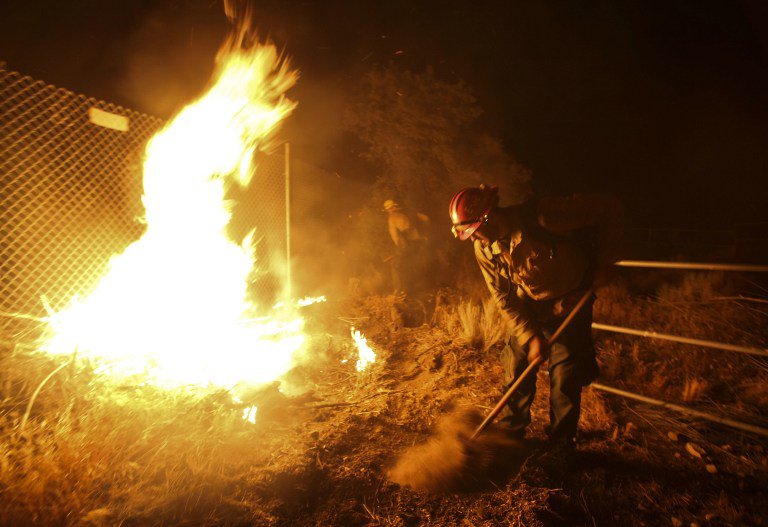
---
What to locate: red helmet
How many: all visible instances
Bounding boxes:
[448,185,499,240]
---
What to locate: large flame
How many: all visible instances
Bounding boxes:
[41,37,303,389]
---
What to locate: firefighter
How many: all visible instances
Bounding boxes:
[383,199,428,294]
[449,185,623,453]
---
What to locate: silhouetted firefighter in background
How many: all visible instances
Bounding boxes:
[449,185,623,457]
[383,199,429,295]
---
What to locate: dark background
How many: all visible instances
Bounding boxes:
[2,0,767,229]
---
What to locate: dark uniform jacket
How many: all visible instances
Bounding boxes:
[474,194,623,346]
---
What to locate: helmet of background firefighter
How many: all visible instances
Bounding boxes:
[448,185,499,241]
[382,199,402,212]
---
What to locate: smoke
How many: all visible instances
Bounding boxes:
[116,4,228,118]
[288,157,374,299]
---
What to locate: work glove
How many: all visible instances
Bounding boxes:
[525,333,550,364]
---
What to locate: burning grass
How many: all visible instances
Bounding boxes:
[1,272,766,526]
[0,311,385,526]
[0,349,267,525]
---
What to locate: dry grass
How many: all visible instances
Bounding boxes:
[0,348,291,526]
[0,309,396,527]
[438,297,508,352]
[594,272,768,417]
[579,387,614,433]
[681,378,710,403]
[1,271,766,526]
[740,379,768,407]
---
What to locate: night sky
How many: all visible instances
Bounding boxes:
[2,0,767,228]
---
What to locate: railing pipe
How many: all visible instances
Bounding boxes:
[591,323,768,358]
[614,260,768,273]
[591,383,768,438]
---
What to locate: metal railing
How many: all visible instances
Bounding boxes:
[589,383,768,437]
[591,323,768,358]
[591,259,768,436]
[614,260,768,273]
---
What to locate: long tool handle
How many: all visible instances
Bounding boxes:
[470,288,594,440]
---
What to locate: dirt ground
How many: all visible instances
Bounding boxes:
[241,294,767,527]
[1,281,767,526]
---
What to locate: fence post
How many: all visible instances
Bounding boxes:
[284,141,292,302]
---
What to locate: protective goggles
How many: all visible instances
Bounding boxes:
[451,214,489,240]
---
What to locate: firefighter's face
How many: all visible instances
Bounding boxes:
[471,222,497,243]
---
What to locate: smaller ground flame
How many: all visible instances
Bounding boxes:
[242,405,258,424]
[351,327,375,372]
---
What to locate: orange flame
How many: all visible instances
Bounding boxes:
[41,36,304,390]
[351,327,376,372]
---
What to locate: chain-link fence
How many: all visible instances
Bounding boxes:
[0,68,287,340]
[231,150,288,309]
